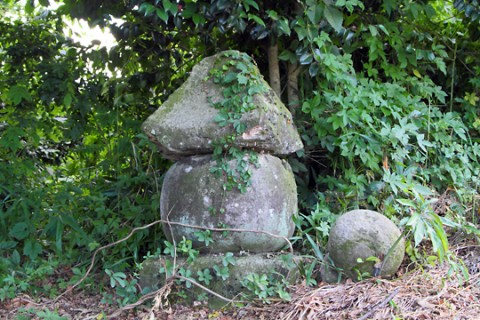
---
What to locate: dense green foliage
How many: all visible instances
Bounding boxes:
[1,0,480,305]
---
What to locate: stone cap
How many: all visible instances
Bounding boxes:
[142,50,303,159]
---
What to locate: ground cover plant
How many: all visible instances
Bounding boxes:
[1,0,480,318]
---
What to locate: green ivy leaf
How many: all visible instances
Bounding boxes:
[223,72,237,84]
[197,268,213,285]
[214,265,230,280]
[237,74,248,85]
[222,252,236,266]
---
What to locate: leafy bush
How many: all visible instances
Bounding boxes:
[0,3,172,299]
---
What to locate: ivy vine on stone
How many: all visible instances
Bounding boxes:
[206,51,267,193]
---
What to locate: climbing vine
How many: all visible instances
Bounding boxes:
[207,51,267,193]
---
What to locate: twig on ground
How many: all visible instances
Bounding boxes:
[175,275,241,305]
[104,279,174,320]
[358,287,400,320]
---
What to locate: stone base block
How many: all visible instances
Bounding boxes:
[139,253,301,308]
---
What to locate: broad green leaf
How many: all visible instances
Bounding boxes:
[299,53,313,65]
[267,10,279,20]
[24,2,34,14]
[278,50,296,63]
[309,62,319,77]
[23,239,42,260]
[9,222,30,240]
[412,184,434,196]
[243,0,259,11]
[0,241,18,250]
[432,219,449,257]
[307,4,323,24]
[277,18,291,36]
[384,0,397,16]
[465,92,479,105]
[378,24,390,35]
[324,6,343,32]
[11,250,21,265]
[0,126,25,152]
[396,198,416,207]
[64,93,73,107]
[139,3,156,16]
[163,0,174,13]
[61,215,88,239]
[181,3,196,18]
[156,8,169,22]
[413,219,426,246]
[192,13,206,26]
[416,134,434,152]
[7,85,32,105]
[248,14,265,27]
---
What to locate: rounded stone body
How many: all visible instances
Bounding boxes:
[328,209,405,279]
[160,154,297,253]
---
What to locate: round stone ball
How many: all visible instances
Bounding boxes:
[328,209,405,279]
[160,154,297,253]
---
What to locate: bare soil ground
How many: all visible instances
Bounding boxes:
[2,240,480,320]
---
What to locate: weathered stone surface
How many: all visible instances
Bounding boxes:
[328,209,405,279]
[160,154,297,253]
[139,253,301,308]
[142,50,303,159]
[319,254,341,284]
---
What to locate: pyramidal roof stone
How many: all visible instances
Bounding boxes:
[142,50,303,159]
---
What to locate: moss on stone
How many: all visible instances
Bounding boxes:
[328,210,405,280]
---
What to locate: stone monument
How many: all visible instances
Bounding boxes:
[140,50,303,304]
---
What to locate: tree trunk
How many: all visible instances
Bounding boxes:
[267,42,281,98]
[287,62,300,115]
[287,1,302,115]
